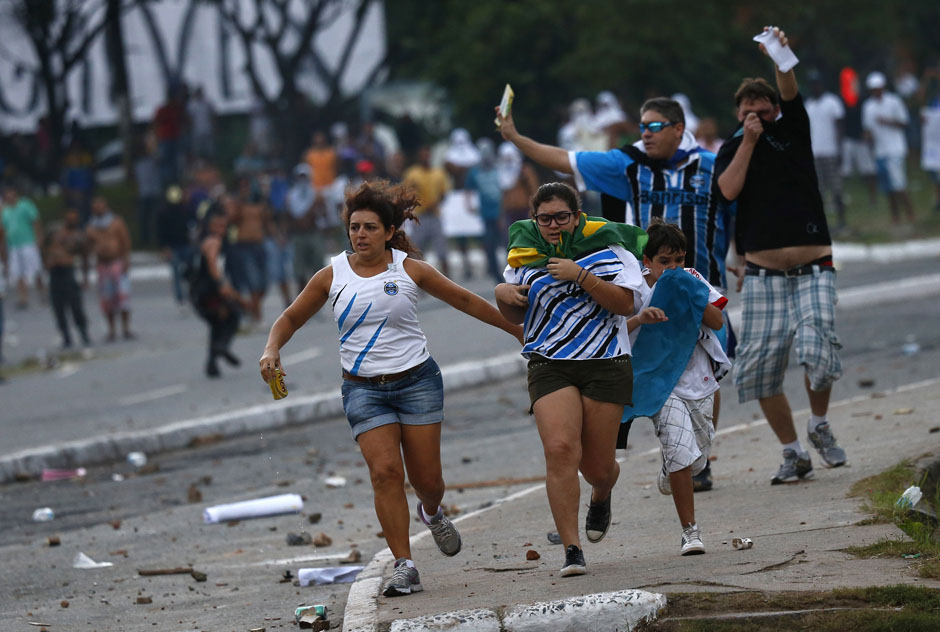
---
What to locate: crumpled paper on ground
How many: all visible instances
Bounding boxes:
[298,566,364,586]
[73,552,113,569]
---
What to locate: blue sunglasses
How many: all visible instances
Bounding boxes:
[638,121,677,133]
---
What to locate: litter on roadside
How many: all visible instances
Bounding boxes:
[295,605,327,623]
[324,476,346,488]
[138,567,192,576]
[897,485,923,509]
[546,531,562,545]
[297,566,363,586]
[32,507,55,522]
[126,451,147,468]
[287,532,313,546]
[732,537,754,550]
[203,493,303,524]
[73,552,114,569]
[41,467,87,481]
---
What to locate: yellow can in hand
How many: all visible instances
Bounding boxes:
[268,368,288,400]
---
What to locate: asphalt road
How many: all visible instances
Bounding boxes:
[1,256,940,630]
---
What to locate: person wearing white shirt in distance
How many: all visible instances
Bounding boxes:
[862,71,915,224]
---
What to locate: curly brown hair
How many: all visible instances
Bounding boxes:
[342,180,422,258]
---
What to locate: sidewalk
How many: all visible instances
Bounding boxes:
[344,379,940,632]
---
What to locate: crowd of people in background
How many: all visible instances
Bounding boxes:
[2,55,940,376]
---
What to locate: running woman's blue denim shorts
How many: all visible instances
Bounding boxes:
[341,357,444,440]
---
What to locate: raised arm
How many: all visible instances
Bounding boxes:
[760,27,798,101]
[496,106,572,174]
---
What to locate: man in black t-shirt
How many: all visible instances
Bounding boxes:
[715,27,847,486]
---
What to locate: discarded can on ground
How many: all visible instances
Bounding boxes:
[269,368,288,400]
[732,537,753,550]
[295,604,327,623]
[32,507,55,522]
[127,451,147,468]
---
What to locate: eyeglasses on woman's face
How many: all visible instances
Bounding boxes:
[534,210,575,226]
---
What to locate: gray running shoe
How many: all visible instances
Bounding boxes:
[680,524,705,555]
[808,422,847,468]
[771,449,815,485]
[382,558,423,597]
[418,502,462,556]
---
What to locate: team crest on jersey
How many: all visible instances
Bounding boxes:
[689,174,706,188]
[384,281,399,296]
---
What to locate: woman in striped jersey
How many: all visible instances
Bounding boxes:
[495,182,646,577]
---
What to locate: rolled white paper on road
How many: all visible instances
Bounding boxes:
[203,493,303,524]
[753,29,799,72]
[298,566,364,586]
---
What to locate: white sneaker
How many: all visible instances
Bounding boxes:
[680,524,705,556]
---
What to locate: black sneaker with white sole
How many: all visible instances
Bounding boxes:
[560,545,586,577]
[585,494,612,543]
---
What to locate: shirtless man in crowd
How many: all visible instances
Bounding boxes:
[87,197,134,341]
[43,207,92,350]
[227,178,270,324]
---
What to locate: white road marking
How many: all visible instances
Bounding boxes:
[281,347,322,365]
[119,384,188,406]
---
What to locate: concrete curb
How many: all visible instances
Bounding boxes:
[378,590,666,632]
[0,353,526,483]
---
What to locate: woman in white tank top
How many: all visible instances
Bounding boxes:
[260,181,521,598]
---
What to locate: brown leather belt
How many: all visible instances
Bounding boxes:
[342,360,427,385]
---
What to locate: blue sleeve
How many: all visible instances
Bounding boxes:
[572,150,634,201]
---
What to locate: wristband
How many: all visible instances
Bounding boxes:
[576,268,586,285]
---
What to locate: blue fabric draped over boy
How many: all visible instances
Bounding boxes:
[506,212,647,268]
[622,267,710,422]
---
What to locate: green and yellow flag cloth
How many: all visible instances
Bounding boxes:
[506,213,647,269]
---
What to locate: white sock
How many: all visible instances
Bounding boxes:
[808,414,827,433]
[783,439,806,456]
[402,558,415,569]
[421,503,441,523]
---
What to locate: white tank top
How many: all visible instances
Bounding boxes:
[329,248,429,376]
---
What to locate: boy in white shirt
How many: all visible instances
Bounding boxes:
[627,220,730,555]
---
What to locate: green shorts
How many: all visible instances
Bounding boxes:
[526,354,633,411]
